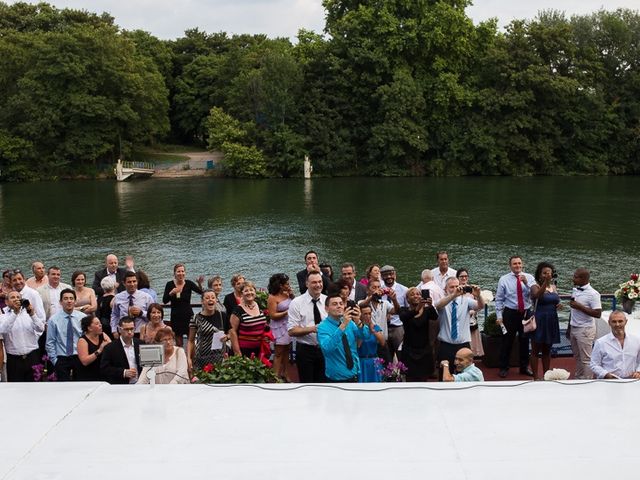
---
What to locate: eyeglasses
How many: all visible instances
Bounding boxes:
[120,327,135,332]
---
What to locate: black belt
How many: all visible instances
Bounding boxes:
[389,325,403,329]
[7,349,39,360]
[297,343,320,349]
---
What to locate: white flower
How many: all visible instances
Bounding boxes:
[480,290,494,303]
[629,292,638,299]
[544,368,570,381]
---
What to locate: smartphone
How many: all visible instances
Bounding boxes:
[346,300,357,309]
[421,289,430,300]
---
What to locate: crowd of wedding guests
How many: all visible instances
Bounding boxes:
[0,250,633,384]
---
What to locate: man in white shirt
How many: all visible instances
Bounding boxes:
[431,251,457,290]
[25,261,48,290]
[38,266,72,320]
[416,269,445,304]
[569,268,602,379]
[0,290,45,381]
[380,265,408,360]
[287,270,327,382]
[10,270,45,326]
[340,262,367,302]
[590,311,638,379]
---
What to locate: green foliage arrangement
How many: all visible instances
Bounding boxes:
[2,2,640,180]
[194,355,280,384]
[482,313,501,337]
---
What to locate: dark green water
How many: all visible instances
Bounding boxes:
[1,176,638,294]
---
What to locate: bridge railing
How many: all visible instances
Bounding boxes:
[122,161,155,170]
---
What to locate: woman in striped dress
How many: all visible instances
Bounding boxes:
[229,281,267,358]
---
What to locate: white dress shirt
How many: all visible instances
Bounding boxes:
[121,338,138,384]
[0,308,45,355]
[368,300,392,340]
[18,285,46,326]
[287,291,326,346]
[570,283,602,327]
[415,280,445,304]
[431,267,458,290]
[383,282,408,327]
[590,332,640,379]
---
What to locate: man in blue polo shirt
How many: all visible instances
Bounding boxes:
[317,292,369,382]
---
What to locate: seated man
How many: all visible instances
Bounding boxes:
[591,310,640,379]
[441,347,484,382]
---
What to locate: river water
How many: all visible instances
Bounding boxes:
[1,176,638,295]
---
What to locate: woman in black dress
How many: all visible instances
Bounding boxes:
[163,264,204,347]
[399,287,438,381]
[96,276,116,338]
[76,315,111,381]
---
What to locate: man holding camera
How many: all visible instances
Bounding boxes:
[436,277,484,377]
[0,290,45,381]
[317,292,369,382]
[10,270,46,326]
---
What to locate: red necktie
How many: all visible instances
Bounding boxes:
[515,274,525,312]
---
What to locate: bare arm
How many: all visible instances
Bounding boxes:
[229,313,241,355]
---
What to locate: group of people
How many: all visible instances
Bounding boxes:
[0,250,637,384]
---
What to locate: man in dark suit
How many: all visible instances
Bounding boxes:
[296,250,330,295]
[92,254,127,298]
[341,262,367,302]
[100,316,141,384]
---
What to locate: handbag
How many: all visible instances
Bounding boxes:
[522,299,538,333]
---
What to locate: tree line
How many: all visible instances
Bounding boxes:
[0,1,639,180]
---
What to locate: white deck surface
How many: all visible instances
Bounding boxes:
[2,380,640,479]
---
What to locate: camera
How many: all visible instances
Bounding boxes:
[382,288,391,296]
[346,300,357,309]
[371,293,382,302]
[421,289,430,300]
[462,286,473,294]
[21,298,30,309]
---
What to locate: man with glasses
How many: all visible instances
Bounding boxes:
[100,316,141,384]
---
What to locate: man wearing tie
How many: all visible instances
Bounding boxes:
[495,256,535,378]
[436,278,484,378]
[45,289,84,381]
[287,270,327,382]
[110,272,153,339]
[317,292,368,382]
[569,268,602,379]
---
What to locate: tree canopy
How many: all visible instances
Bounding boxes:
[1,1,639,180]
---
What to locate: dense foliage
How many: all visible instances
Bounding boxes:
[0,1,639,180]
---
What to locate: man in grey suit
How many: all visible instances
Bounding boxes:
[341,263,367,302]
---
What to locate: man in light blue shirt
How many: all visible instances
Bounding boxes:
[441,347,484,382]
[436,277,484,378]
[317,292,370,382]
[494,256,536,378]
[110,271,153,337]
[45,288,84,381]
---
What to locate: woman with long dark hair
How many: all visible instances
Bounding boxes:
[267,273,294,381]
[529,262,561,380]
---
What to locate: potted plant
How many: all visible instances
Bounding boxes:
[194,355,280,384]
[615,273,639,314]
[481,313,520,368]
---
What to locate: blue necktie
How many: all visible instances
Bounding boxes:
[66,315,74,356]
[451,301,458,341]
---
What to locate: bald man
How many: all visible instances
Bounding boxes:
[569,268,602,379]
[26,261,48,290]
[92,254,127,298]
[441,347,484,382]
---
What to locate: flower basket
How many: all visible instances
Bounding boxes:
[615,274,639,313]
[374,358,407,382]
[194,354,280,384]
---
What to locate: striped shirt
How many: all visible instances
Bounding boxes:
[233,306,267,351]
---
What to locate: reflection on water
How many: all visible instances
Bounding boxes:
[1,177,639,293]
